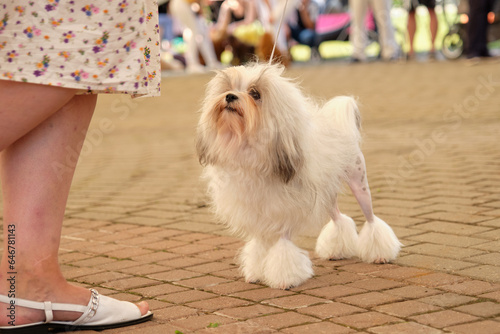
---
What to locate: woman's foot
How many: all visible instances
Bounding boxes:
[0,275,149,326]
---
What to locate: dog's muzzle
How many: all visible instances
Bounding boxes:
[225,94,240,114]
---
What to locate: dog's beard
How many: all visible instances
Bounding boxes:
[211,94,262,154]
[215,100,245,146]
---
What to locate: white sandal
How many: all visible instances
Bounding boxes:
[0,289,153,333]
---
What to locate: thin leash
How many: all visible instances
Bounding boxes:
[269,0,289,64]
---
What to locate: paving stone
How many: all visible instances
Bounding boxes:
[408,232,487,247]
[444,320,500,334]
[333,311,402,329]
[385,286,442,301]
[403,243,485,259]
[337,263,399,274]
[263,294,330,309]
[338,292,404,308]
[174,275,230,289]
[369,321,442,334]
[456,265,500,283]
[410,310,479,329]
[248,312,321,330]
[417,293,477,308]
[231,288,295,302]
[152,305,199,321]
[206,281,263,295]
[102,276,161,290]
[479,290,500,302]
[131,283,188,297]
[169,314,236,331]
[374,300,442,317]
[186,296,252,312]
[454,301,500,317]
[216,304,284,320]
[397,254,476,272]
[281,321,356,334]
[440,280,500,296]
[370,266,431,280]
[303,285,367,299]
[297,301,365,319]
[147,269,202,282]
[196,321,277,334]
[119,264,168,275]
[159,289,217,304]
[346,278,406,291]
[405,273,469,287]
[156,255,209,268]
[467,253,500,266]
[76,271,131,285]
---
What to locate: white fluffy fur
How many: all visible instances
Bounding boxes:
[316,215,359,260]
[238,238,267,283]
[358,216,403,264]
[196,63,401,289]
[263,238,313,289]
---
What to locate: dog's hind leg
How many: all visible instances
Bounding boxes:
[315,203,358,261]
[350,152,402,264]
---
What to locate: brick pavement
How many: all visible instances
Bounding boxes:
[1,60,500,333]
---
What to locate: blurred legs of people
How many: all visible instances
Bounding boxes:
[407,2,438,59]
[170,0,222,73]
[467,0,495,59]
[350,0,399,61]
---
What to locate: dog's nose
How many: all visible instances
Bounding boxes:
[226,93,238,103]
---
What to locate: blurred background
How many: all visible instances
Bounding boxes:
[157,0,500,73]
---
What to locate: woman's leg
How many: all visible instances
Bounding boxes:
[428,8,438,53]
[0,83,148,325]
[0,81,76,151]
[407,10,417,57]
[349,0,369,60]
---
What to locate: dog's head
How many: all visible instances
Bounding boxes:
[196,63,309,183]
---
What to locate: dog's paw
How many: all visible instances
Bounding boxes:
[316,216,358,260]
[373,257,389,264]
[263,238,313,289]
[358,216,402,264]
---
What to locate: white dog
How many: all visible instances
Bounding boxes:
[196,63,401,289]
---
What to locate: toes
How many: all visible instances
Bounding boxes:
[136,301,150,316]
[374,258,389,264]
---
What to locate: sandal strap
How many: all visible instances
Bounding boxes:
[0,289,95,324]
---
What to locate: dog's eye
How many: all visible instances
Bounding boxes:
[249,89,261,101]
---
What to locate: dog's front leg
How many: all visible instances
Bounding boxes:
[239,238,267,284]
[263,235,313,290]
[349,152,402,264]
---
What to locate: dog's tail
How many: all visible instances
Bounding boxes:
[322,96,361,143]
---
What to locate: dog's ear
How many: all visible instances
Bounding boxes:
[273,133,303,183]
[196,135,211,166]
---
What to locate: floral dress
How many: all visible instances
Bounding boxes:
[0,0,161,97]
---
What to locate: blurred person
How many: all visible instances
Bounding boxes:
[467,0,495,59]
[211,0,263,65]
[259,0,300,56]
[407,0,438,59]
[288,0,324,48]
[170,0,222,73]
[349,0,400,61]
[212,0,259,41]
[0,1,159,331]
